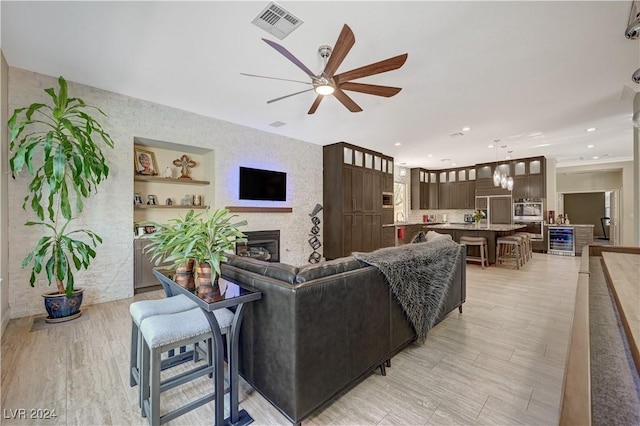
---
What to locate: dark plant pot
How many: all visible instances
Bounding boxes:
[42,288,84,323]
[196,262,222,302]
[175,259,195,291]
[196,262,215,287]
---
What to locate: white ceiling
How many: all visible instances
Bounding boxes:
[2,1,639,170]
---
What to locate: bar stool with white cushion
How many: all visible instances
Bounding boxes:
[129,294,198,389]
[496,235,525,269]
[459,236,489,269]
[514,232,533,262]
[139,307,234,425]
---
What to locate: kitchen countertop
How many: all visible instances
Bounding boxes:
[382,222,446,227]
[547,224,595,227]
[425,223,526,232]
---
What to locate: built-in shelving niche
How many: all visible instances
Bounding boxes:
[133,136,214,226]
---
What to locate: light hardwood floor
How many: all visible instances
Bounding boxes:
[1,253,581,425]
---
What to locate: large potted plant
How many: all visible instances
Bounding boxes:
[144,208,247,295]
[8,76,115,322]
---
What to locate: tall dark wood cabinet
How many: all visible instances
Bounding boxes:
[323,142,394,260]
[511,156,546,200]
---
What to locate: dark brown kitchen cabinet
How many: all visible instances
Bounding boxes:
[428,172,439,209]
[411,168,442,210]
[511,156,546,200]
[410,168,432,210]
[324,142,394,259]
[490,196,512,224]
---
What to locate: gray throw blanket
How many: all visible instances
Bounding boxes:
[353,239,463,342]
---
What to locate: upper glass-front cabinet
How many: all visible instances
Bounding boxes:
[529,160,541,174]
[343,147,353,165]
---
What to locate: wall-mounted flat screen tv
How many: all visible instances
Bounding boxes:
[239,167,287,201]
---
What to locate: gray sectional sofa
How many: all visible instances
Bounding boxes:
[220,240,466,424]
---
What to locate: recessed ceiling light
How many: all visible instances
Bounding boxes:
[427,154,433,158]
[528,132,544,137]
[394,142,402,146]
[451,163,457,166]
[586,144,595,148]
[534,143,551,147]
[593,156,599,159]
[488,144,495,148]
[505,156,511,160]
[586,127,597,132]
[462,127,471,132]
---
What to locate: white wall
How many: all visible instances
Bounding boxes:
[556,161,635,246]
[1,52,9,334]
[7,68,323,318]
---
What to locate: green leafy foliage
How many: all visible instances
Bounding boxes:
[8,77,114,295]
[144,208,247,281]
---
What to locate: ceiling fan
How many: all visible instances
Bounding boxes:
[242,24,408,114]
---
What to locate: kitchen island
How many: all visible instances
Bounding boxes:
[425,223,526,264]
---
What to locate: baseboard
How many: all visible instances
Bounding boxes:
[1,305,10,337]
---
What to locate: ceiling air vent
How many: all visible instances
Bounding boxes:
[449,132,464,137]
[252,2,303,40]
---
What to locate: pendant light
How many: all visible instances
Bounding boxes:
[493,142,514,191]
[492,141,501,187]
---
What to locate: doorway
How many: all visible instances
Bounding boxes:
[559,190,619,244]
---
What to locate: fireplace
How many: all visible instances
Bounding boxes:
[236,230,280,262]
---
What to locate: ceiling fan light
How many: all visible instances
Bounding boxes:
[314,84,335,96]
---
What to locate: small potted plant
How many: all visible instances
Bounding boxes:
[144,208,247,294]
[473,209,485,228]
[8,76,115,322]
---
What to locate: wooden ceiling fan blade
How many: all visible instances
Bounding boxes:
[334,53,408,84]
[333,89,363,113]
[323,24,355,78]
[307,96,323,114]
[240,73,312,85]
[262,38,317,78]
[340,82,402,97]
[267,88,314,104]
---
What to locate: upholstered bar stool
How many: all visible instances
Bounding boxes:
[140,307,234,425]
[459,236,489,269]
[129,295,198,390]
[514,232,533,262]
[496,235,524,269]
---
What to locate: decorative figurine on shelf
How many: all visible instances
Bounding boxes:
[163,166,173,179]
[134,192,143,205]
[165,198,173,206]
[147,194,157,205]
[173,154,197,180]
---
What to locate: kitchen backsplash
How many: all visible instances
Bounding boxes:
[407,209,475,224]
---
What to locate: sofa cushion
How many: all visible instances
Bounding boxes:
[426,231,453,242]
[410,231,428,243]
[225,254,298,284]
[295,256,365,283]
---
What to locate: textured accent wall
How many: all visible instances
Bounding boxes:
[1,52,10,333]
[7,68,322,318]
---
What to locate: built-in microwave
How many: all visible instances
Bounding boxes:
[513,201,543,221]
[382,192,394,208]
